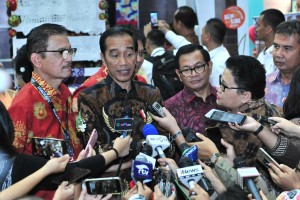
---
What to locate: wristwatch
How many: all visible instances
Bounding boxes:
[210,153,222,165]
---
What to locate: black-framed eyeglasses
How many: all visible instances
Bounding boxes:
[179,63,207,77]
[219,75,247,92]
[36,48,77,60]
[137,49,147,58]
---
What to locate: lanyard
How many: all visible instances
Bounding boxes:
[31,78,74,157]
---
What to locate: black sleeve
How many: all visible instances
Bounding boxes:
[67,154,107,177]
[12,153,108,191]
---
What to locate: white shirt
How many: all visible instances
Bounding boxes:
[257,45,276,76]
[140,59,153,85]
[209,45,230,87]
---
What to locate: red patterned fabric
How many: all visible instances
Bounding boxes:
[8,72,82,200]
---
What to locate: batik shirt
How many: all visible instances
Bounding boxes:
[78,74,168,194]
[72,65,148,114]
[9,72,81,156]
[219,98,282,165]
[164,86,218,135]
[265,70,290,108]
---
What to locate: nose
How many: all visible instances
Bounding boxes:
[118,54,127,65]
[274,48,283,58]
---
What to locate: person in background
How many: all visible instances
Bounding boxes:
[200,18,230,87]
[0,62,15,109]
[14,44,34,89]
[265,20,300,107]
[173,6,199,44]
[255,9,285,75]
[8,23,82,200]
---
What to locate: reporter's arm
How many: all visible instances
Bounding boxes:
[0,155,69,200]
[269,116,300,138]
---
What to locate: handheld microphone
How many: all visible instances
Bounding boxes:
[177,157,203,189]
[182,127,201,142]
[115,107,134,138]
[142,124,170,158]
[131,154,153,184]
[179,148,215,195]
[235,157,262,200]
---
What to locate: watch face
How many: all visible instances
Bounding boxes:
[211,153,221,163]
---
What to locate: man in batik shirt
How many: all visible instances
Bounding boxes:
[8,23,82,200]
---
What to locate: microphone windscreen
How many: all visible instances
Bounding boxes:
[135,154,147,163]
[141,144,153,156]
[142,124,158,138]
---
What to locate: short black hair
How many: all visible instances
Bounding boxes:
[27,23,68,59]
[0,101,17,156]
[175,44,210,69]
[283,67,300,120]
[99,25,138,54]
[276,20,300,44]
[225,55,266,100]
[14,45,33,83]
[260,9,285,32]
[174,6,198,29]
[205,18,227,44]
[146,29,165,47]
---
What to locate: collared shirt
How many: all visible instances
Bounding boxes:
[257,45,276,76]
[72,65,148,113]
[164,86,218,135]
[265,70,290,108]
[78,74,166,194]
[219,98,282,165]
[151,47,165,57]
[208,45,230,87]
[8,72,82,200]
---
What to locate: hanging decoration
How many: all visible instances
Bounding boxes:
[99,13,107,20]
[98,0,108,22]
[6,0,17,11]
[8,15,21,27]
[99,0,108,10]
[8,29,17,37]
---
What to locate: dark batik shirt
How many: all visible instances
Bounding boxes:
[164,86,218,135]
[77,74,167,193]
[219,98,282,165]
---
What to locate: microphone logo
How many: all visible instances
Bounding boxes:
[136,164,150,176]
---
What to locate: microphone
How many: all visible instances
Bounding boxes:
[182,127,201,142]
[235,157,262,200]
[142,124,170,158]
[177,157,203,189]
[131,154,153,184]
[179,146,215,195]
[115,107,134,138]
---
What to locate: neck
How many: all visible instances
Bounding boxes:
[193,85,211,101]
[179,27,194,37]
[280,72,293,85]
[206,42,221,52]
[116,80,132,92]
[264,35,274,49]
[34,70,62,90]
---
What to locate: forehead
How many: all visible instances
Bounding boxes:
[105,35,134,52]
[257,15,264,25]
[274,33,300,46]
[47,34,70,48]
[137,40,143,50]
[179,50,204,66]
[222,68,237,85]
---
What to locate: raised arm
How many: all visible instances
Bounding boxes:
[0,155,69,200]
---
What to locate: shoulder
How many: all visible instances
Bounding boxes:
[9,84,36,110]
[81,79,107,95]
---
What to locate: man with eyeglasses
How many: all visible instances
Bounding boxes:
[8,23,82,199]
[163,44,218,135]
[77,26,167,193]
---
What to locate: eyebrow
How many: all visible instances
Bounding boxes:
[109,46,135,53]
[181,61,205,68]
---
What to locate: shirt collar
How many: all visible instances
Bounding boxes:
[209,45,224,60]
[267,69,281,83]
[105,74,136,96]
[151,47,165,57]
[32,72,61,97]
[183,85,217,104]
[238,97,265,113]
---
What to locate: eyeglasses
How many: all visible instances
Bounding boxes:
[179,63,206,77]
[219,75,247,92]
[137,49,147,58]
[36,48,77,60]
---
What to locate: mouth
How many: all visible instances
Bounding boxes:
[274,60,285,67]
[189,79,202,84]
[117,68,131,75]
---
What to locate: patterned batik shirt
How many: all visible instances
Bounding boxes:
[164,85,218,135]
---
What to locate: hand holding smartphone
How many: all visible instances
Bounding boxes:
[205,109,246,125]
[84,177,122,195]
[84,129,98,158]
[150,11,158,28]
[147,102,166,117]
[256,148,280,169]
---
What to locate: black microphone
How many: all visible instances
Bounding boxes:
[181,127,201,142]
[234,157,262,200]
